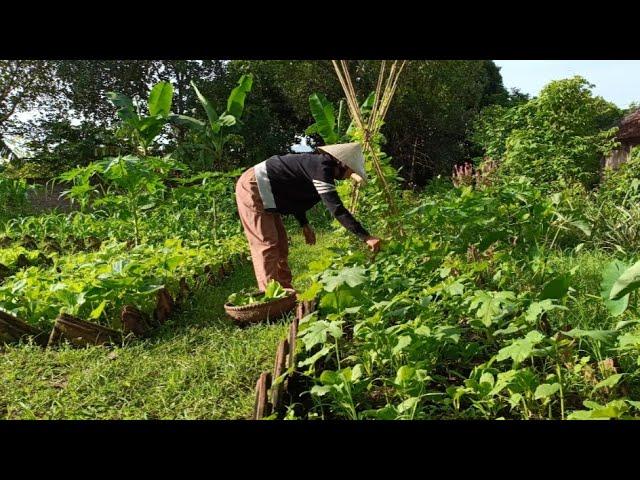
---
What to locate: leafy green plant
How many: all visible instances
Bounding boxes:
[305,91,377,147]
[305,93,346,145]
[288,170,640,420]
[227,279,287,306]
[59,156,185,246]
[107,81,175,156]
[598,146,640,205]
[0,236,245,329]
[0,177,32,222]
[170,75,253,170]
[473,76,622,190]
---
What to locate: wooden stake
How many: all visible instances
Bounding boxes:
[331,60,406,217]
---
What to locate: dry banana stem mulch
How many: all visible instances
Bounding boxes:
[252,298,318,420]
[0,254,247,349]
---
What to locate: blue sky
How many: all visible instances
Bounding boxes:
[494,60,639,109]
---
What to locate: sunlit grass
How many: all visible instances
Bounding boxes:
[0,229,342,419]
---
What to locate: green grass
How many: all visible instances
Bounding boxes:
[0,228,343,419]
[546,249,633,331]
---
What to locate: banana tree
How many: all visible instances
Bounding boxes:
[306,91,391,212]
[170,74,253,170]
[107,81,174,157]
[305,91,377,146]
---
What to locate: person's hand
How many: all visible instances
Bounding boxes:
[365,236,381,253]
[302,224,316,245]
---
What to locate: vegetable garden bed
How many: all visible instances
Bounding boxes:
[0,245,248,349]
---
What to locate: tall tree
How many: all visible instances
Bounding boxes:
[223,60,509,184]
[0,60,59,136]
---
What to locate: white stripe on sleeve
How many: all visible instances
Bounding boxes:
[313,179,336,195]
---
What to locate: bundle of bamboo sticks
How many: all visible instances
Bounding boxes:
[331,60,406,214]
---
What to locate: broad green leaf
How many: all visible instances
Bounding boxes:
[568,219,591,238]
[88,300,108,320]
[148,81,173,117]
[540,275,569,300]
[168,114,205,130]
[298,281,323,302]
[414,325,431,336]
[618,332,640,348]
[489,370,518,396]
[137,117,165,146]
[496,330,545,364]
[226,74,253,119]
[165,256,182,272]
[297,345,331,368]
[525,299,566,323]
[433,325,461,344]
[308,93,339,145]
[479,372,495,387]
[392,335,412,355]
[320,370,341,385]
[395,365,415,385]
[593,373,623,391]
[352,364,363,382]
[610,260,640,300]
[360,91,376,114]
[447,282,465,296]
[218,114,236,127]
[568,400,628,419]
[322,266,366,292]
[601,260,630,316]
[191,81,219,130]
[299,320,338,350]
[106,92,138,124]
[319,288,359,312]
[534,382,560,400]
[626,400,640,410]
[264,279,278,298]
[469,290,516,327]
[310,385,332,396]
[396,397,419,413]
[308,257,333,274]
[326,321,343,340]
[372,406,397,420]
[304,124,319,136]
[564,328,617,344]
[340,367,353,383]
[508,392,523,408]
[567,410,599,420]
[614,319,640,330]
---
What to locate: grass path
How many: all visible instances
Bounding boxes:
[0,229,340,419]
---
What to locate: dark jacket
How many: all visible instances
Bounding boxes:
[254,152,370,240]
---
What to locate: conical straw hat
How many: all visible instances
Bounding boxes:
[318,143,367,182]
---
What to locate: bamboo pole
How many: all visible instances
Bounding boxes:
[332,60,405,217]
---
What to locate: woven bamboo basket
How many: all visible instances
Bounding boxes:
[224,289,297,325]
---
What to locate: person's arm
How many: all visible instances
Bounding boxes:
[312,158,381,252]
[312,176,370,239]
[294,211,316,245]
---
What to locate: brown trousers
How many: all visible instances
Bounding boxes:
[235,168,293,291]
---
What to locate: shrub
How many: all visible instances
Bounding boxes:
[473,76,622,190]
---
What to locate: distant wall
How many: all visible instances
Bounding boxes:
[602,143,633,171]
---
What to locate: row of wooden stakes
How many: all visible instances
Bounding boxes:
[253,298,318,420]
[0,254,246,349]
